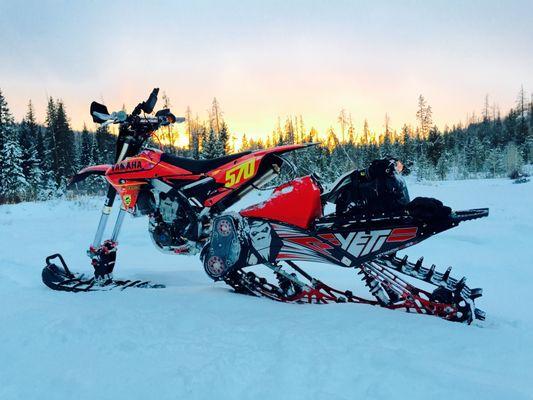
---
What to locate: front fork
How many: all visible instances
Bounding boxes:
[89,143,130,279]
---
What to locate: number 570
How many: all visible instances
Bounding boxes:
[225,159,256,187]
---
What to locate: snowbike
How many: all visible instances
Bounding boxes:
[42,89,310,291]
[201,159,488,324]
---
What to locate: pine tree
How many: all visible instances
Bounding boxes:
[337,109,348,143]
[39,121,58,199]
[400,124,413,162]
[381,114,394,157]
[482,94,491,123]
[201,127,219,159]
[79,124,92,168]
[485,148,503,177]
[436,152,449,180]
[415,153,434,181]
[211,98,223,134]
[325,127,339,151]
[0,89,14,199]
[185,106,193,154]
[218,122,230,155]
[362,119,371,145]
[77,125,102,193]
[95,124,114,163]
[527,94,533,163]
[515,86,528,147]
[284,117,295,144]
[45,97,58,183]
[54,101,76,187]
[1,140,28,202]
[416,95,433,139]
[241,134,250,150]
[297,115,306,144]
[503,142,523,178]
[426,126,444,166]
[19,100,42,199]
[190,114,202,159]
[0,92,28,202]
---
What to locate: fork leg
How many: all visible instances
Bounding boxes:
[91,142,130,247]
[111,207,127,242]
[92,186,117,247]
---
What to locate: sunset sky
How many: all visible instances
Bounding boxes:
[1,0,532,143]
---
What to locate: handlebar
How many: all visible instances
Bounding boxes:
[91,88,183,131]
[88,88,185,166]
[132,88,159,116]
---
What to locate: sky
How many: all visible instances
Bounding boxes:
[1,0,532,143]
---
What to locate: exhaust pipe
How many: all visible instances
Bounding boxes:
[234,164,280,200]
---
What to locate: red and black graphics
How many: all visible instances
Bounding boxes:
[203,144,310,209]
[267,223,337,264]
[254,221,422,267]
[319,227,418,258]
[72,144,311,212]
[386,227,418,242]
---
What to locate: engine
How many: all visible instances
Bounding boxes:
[148,192,190,250]
[159,197,180,225]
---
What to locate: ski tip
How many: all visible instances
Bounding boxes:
[469,288,483,300]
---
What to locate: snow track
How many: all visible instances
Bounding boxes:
[0,179,532,400]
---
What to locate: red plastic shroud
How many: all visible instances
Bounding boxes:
[240,176,323,229]
[79,144,308,211]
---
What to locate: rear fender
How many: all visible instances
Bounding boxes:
[68,165,111,188]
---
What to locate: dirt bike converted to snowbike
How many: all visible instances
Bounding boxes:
[42,88,311,291]
[201,159,488,324]
[41,90,487,324]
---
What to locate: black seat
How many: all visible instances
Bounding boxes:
[160,151,252,174]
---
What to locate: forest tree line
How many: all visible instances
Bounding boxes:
[0,88,531,204]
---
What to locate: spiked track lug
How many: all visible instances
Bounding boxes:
[442,266,452,282]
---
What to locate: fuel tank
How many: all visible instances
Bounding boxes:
[240,176,323,229]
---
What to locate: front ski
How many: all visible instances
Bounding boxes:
[42,254,165,292]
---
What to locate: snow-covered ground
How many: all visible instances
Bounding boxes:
[0,178,532,400]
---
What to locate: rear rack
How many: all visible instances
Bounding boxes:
[451,208,489,222]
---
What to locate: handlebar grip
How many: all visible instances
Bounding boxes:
[144,88,159,113]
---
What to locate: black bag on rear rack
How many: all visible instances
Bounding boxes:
[334,158,410,216]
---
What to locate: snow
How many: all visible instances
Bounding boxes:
[1,179,532,400]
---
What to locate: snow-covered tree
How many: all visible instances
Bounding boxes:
[201,127,219,159]
[0,90,15,196]
[0,128,28,203]
[218,122,230,155]
[19,101,43,199]
[426,126,444,167]
[436,152,450,180]
[416,95,433,139]
[503,142,523,178]
[485,148,503,178]
[54,101,75,181]
[210,98,223,134]
[415,153,435,181]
